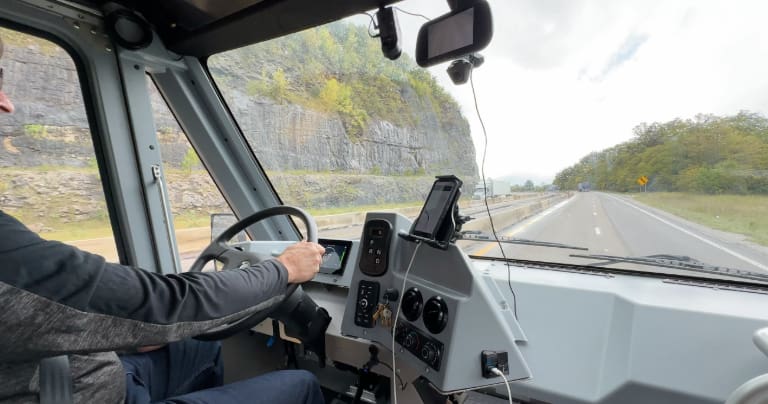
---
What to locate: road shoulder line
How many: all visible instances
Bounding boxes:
[603,194,768,272]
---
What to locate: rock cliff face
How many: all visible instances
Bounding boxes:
[0,29,477,213]
[219,85,477,176]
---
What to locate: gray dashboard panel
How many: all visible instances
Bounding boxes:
[241,216,768,403]
[471,260,768,403]
[340,212,532,393]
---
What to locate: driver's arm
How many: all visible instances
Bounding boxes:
[0,210,321,362]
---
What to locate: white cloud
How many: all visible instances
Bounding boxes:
[362,0,768,181]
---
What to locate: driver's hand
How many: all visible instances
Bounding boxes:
[277,241,325,283]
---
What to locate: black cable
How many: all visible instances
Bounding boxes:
[470,69,519,320]
[376,362,408,391]
[362,12,380,37]
[393,7,431,22]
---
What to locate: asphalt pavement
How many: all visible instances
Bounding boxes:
[466,192,768,275]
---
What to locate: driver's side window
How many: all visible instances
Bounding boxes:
[0,27,119,260]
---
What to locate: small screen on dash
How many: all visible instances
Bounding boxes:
[320,241,350,274]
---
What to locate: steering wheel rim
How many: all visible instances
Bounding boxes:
[189,205,317,341]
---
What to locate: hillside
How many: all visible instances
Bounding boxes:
[553,112,768,194]
[0,23,477,220]
[208,21,476,176]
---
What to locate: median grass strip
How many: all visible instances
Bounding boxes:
[632,192,768,246]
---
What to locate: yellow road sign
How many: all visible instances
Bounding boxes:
[637,175,648,185]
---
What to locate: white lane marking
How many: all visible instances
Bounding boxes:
[505,196,574,237]
[604,194,768,272]
[474,195,575,256]
[594,227,601,236]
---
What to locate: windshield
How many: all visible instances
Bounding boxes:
[208,1,768,283]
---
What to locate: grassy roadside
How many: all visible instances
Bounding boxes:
[18,201,428,243]
[632,192,768,246]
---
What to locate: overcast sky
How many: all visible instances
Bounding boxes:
[364,0,768,182]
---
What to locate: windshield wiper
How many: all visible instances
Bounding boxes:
[458,231,588,251]
[570,253,768,282]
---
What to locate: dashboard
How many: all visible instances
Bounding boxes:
[335,212,768,402]
[241,215,768,403]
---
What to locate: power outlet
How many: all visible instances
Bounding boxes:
[481,350,509,378]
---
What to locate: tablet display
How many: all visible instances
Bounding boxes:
[411,178,461,240]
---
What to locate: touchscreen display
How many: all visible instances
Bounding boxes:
[412,181,458,239]
[319,239,352,275]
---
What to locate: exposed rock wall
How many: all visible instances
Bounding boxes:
[0,169,437,232]
[0,30,477,214]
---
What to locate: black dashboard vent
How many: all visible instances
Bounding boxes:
[402,287,423,321]
[423,296,448,334]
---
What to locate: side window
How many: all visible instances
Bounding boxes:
[0,27,119,261]
[145,76,236,270]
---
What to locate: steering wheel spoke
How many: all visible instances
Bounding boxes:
[216,248,262,270]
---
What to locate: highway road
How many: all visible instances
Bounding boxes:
[177,191,768,278]
[465,192,768,276]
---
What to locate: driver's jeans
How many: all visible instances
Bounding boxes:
[119,339,325,404]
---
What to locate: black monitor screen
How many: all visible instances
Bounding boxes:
[319,239,353,275]
[427,7,475,59]
[411,180,460,240]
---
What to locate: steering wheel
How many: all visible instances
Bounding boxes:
[188,206,317,341]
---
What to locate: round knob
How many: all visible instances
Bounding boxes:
[421,342,438,364]
[404,331,419,348]
[359,298,369,309]
[402,288,423,321]
[423,296,448,334]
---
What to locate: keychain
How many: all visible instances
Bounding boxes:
[380,304,393,328]
[372,302,386,325]
[372,297,394,329]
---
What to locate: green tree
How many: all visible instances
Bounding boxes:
[269,68,289,102]
[181,148,200,175]
[524,180,534,190]
[553,112,768,194]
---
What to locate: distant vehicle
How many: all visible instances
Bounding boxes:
[473,178,510,199]
[578,182,591,192]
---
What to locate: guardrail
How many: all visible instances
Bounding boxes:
[311,192,569,231]
[460,192,570,233]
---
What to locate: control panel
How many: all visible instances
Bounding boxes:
[395,321,444,371]
[340,212,532,393]
[359,219,392,276]
[354,280,380,328]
